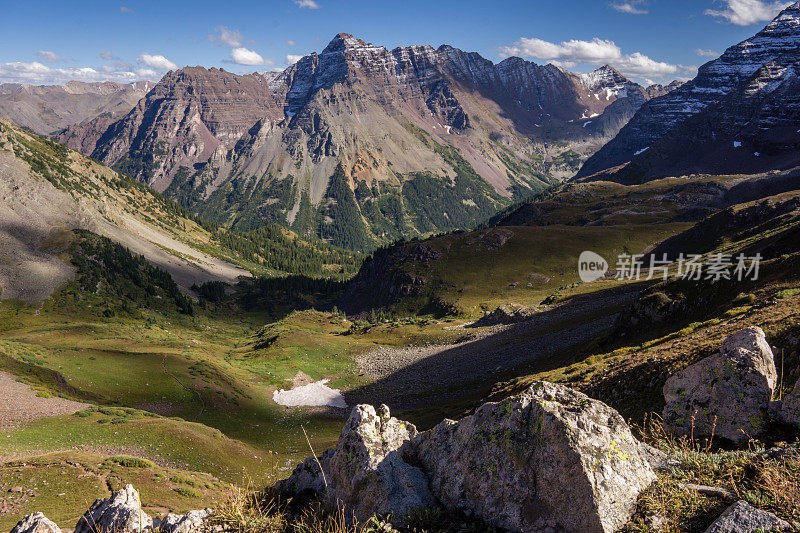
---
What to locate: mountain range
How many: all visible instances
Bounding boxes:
[44,34,675,249]
[577,1,800,182]
[0,80,153,136]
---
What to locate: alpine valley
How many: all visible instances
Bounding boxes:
[4,3,800,533]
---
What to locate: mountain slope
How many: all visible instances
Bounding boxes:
[577,1,800,180]
[0,119,251,301]
[0,80,153,136]
[58,34,674,249]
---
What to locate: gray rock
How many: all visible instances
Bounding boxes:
[412,381,656,533]
[10,513,61,533]
[663,327,777,444]
[474,304,535,327]
[277,404,433,524]
[779,379,800,427]
[156,509,213,533]
[74,484,153,533]
[704,500,790,532]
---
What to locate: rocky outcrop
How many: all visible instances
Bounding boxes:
[74,484,153,533]
[663,327,777,444]
[9,513,61,533]
[278,382,657,532]
[474,303,535,326]
[578,1,800,180]
[704,500,791,533]
[277,404,433,524]
[156,509,213,533]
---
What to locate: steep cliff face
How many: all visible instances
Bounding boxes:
[56,34,664,249]
[608,52,800,183]
[0,80,152,135]
[577,1,800,179]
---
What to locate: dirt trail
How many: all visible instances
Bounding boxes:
[348,284,643,410]
[0,372,90,431]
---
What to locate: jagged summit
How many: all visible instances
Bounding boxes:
[321,33,373,54]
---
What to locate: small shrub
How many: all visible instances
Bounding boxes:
[104,455,156,469]
[173,487,202,498]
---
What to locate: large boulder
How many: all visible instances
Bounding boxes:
[704,500,790,532]
[75,484,153,533]
[10,513,61,533]
[277,404,433,524]
[156,509,213,533]
[411,381,656,533]
[663,327,777,445]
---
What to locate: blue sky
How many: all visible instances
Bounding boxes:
[0,0,793,86]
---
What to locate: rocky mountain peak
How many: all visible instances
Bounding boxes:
[322,33,376,54]
[577,0,800,179]
[580,65,633,93]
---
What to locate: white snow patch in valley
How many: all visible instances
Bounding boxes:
[733,141,742,148]
[273,379,348,408]
[634,147,649,156]
[589,113,600,118]
[583,121,592,128]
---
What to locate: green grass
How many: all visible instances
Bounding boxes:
[0,451,233,531]
[367,223,690,318]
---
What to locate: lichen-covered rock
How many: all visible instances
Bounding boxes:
[704,500,790,532]
[74,484,153,533]
[277,404,433,524]
[663,327,777,444]
[156,510,213,533]
[411,381,656,533]
[9,513,61,533]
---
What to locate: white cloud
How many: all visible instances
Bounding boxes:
[696,48,720,57]
[230,47,273,66]
[120,6,134,13]
[286,54,304,65]
[99,50,119,61]
[294,0,320,8]
[36,50,63,63]
[135,68,158,79]
[137,53,177,70]
[209,26,243,47]
[500,36,694,83]
[285,40,297,46]
[502,37,622,64]
[611,1,648,14]
[705,0,791,25]
[0,61,135,84]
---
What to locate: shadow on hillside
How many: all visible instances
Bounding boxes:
[343,283,647,418]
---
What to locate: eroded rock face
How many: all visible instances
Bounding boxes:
[663,327,777,444]
[10,513,61,533]
[704,500,791,533]
[412,381,656,533]
[277,404,433,524]
[74,484,153,533]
